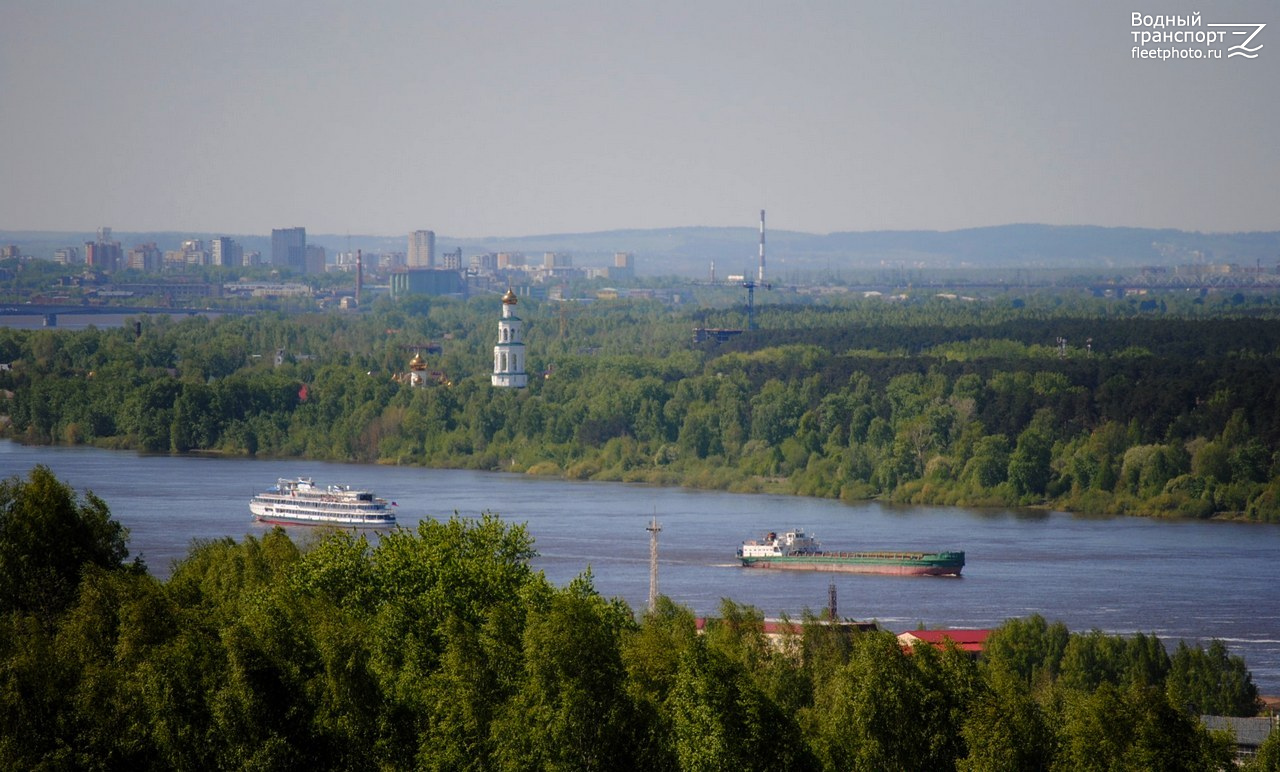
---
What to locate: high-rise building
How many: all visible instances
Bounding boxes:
[470,253,498,272]
[180,240,209,266]
[271,227,307,272]
[542,252,575,279]
[491,288,528,388]
[389,268,466,298]
[611,251,635,280]
[126,243,162,272]
[85,228,123,272]
[210,237,243,268]
[408,230,435,268]
[52,247,80,265]
[305,244,326,274]
[440,247,462,271]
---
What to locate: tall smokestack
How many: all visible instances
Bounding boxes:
[758,209,766,284]
[356,249,363,306]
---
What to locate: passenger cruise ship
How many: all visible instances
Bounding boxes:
[250,477,397,527]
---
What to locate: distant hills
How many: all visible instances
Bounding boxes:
[446,225,1280,278]
[4,224,1278,279]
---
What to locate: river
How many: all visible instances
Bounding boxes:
[3,439,1278,693]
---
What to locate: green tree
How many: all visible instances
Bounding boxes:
[1166,639,1260,717]
[0,466,131,620]
[367,515,540,766]
[1057,630,1169,692]
[417,614,505,771]
[982,615,1070,689]
[963,433,1010,489]
[1245,724,1280,771]
[750,379,806,446]
[491,583,649,771]
[668,638,816,771]
[808,631,930,771]
[1052,682,1229,771]
[911,641,986,769]
[623,595,700,706]
[0,613,75,768]
[959,670,1052,772]
[50,567,177,768]
[1008,427,1053,498]
[208,589,321,769]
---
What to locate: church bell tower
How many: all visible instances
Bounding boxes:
[492,288,528,388]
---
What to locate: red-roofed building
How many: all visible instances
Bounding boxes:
[897,629,991,657]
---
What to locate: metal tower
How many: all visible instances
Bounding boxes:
[647,516,662,612]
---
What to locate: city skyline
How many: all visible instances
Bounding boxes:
[2,1,1277,238]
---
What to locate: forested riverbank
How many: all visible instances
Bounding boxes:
[1,465,1273,770]
[4,291,1280,521]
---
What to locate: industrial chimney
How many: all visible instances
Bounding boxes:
[758,209,766,284]
[355,249,363,306]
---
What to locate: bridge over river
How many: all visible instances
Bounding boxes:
[0,304,251,327]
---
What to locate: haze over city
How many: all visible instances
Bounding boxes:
[2,1,1277,238]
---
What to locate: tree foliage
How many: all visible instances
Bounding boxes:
[0,465,132,620]
[6,294,1280,520]
[0,467,1268,769]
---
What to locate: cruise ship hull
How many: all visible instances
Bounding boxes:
[249,501,394,527]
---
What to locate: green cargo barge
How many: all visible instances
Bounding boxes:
[737,529,964,576]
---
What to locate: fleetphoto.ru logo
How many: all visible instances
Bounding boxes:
[1132,11,1266,60]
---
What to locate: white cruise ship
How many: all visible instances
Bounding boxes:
[250,477,397,527]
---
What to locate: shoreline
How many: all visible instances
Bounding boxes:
[5,434,1273,528]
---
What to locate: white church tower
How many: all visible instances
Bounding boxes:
[492,288,528,388]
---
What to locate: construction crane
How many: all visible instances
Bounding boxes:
[690,209,771,336]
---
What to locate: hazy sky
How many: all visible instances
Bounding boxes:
[2,1,1276,237]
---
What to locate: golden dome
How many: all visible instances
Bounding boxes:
[409,352,426,370]
[502,288,518,305]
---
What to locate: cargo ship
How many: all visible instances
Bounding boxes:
[737,529,964,576]
[250,477,397,527]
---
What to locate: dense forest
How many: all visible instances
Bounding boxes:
[3,291,1280,522]
[1,466,1274,770]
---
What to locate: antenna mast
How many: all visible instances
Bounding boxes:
[647,516,662,612]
